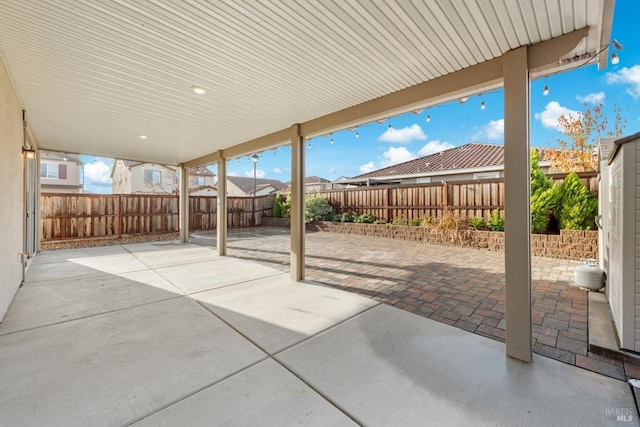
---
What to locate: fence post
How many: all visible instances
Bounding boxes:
[118,194,123,238]
[385,187,390,221]
[441,182,449,219]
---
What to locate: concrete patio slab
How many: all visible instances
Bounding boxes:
[0,269,183,335]
[4,241,637,426]
[22,260,118,285]
[125,243,218,268]
[30,245,130,264]
[0,297,266,427]
[132,358,357,427]
[277,304,637,427]
[157,258,284,294]
[67,253,150,274]
[194,274,379,353]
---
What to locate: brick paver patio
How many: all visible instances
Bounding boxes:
[191,227,634,381]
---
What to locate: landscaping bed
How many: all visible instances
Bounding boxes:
[305,221,596,261]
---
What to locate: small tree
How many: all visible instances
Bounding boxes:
[557,173,598,230]
[530,149,560,233]
[546,101,626,173]
[272,193,282,218]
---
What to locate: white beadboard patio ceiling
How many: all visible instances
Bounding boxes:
[0,0,612,165]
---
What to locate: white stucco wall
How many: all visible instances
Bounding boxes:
[0,59,24,320]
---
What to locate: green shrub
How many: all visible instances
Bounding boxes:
[272,193,282,218]
[531,185,561,233]
[280,193,291,218]
[374,219,387,224]
[468,216,486,230]
[557,173,597,230]
[339,212,354,222]
[354,213,375,223]
[488,210,505,231]
[391,216,409,226]
[530,149,559,234]
[410,218,422,226]
[305,193,334,223]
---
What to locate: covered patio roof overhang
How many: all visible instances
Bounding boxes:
[0,0,615,362]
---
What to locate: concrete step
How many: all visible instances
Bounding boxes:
[589,291,640,363]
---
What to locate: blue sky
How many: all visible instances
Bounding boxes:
[83,1,640,193]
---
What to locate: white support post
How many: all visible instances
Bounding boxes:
[503,47,532,362]
[290,124,305,281]
[217,157,228,256]
[178,164,189,244]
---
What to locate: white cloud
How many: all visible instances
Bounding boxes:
[378,124,426,143]
[244,169,266,179]
[605,65,640,99]
[473,119,504,141]
[84,160,111,185]
[534,101,580,131]
[380,146,416,167]
[418,140,455,156]
[273,167,282,174]
[228,171,239,177]
[576,91,605,104]
[359,161,375,173]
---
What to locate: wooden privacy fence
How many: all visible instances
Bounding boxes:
[317,172,597,223]
[41,193,275,241]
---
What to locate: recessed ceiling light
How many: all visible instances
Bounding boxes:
[138,135,148,140]
[192,86,206,95]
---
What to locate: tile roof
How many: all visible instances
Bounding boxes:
[354,143,551,179]
[305,176,331,184]
[226,176,286,194]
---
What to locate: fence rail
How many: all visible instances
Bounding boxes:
[41,194,275,241]
[318,172,597,223]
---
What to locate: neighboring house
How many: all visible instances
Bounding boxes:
[305,176,332,192]
[332,176,359,189]
[345,143,557,186]
[40,150,84,193]
[187,166,217,196]
[111,160,216,195]
[281,176,336,193]
[226,176,286,197]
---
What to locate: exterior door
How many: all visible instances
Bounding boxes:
[24,155,37,257]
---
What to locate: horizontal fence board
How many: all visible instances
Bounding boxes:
[41,193,275,241]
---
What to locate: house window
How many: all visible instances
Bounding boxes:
[40,162,64,179]
[145,170,161,184]
[194,176,205,186]
[473,172,500,179]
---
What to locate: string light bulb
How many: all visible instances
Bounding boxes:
[480,97,485,110]
[330,134,334,144]
[611,53,620,65]
[426,115,431,123]
[543,84,549,96]
[308,142,311,149]
[355,130,359,138]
